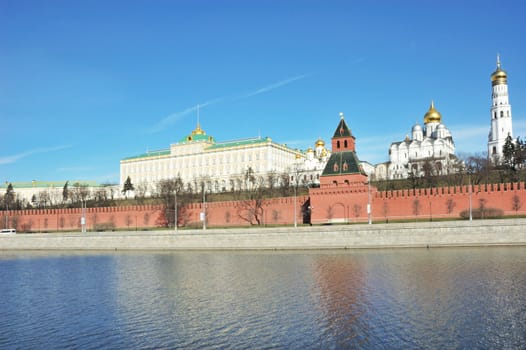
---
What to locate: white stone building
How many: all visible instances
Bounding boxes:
[382,101,457,179]
[0,181,118,207]
[488,55,514,163]
[293,138,331,187]
[120,122,318,194]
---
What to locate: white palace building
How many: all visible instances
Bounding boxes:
[120,121,331,194]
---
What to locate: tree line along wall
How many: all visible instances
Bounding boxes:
[2,183,525,231]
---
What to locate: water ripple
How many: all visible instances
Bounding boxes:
[0,247,525,349]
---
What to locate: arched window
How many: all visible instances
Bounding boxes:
[337,140,340,149]
[494,112,497,119]
[500,111,504,118]
[344,140,348,148]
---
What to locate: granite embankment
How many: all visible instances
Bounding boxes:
[1,219,525,251]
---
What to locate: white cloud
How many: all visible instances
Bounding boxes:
[240,73,312,99]
[149,97,223,133]
[150,73,312,133]
[56,166,92,173]
[0,145,72,165]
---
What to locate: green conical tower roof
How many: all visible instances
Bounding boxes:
[332,112,352,138]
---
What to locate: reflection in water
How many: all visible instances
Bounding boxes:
[312,248,526,349]
[313,254,370,347]
[0,248,525,349]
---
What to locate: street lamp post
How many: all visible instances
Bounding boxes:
[80,199,86,233]
[367,180,372,225]
[4,181,9,229]
[293,183,297,228]
[468,174,473,222]
[4,201,8,230]
[202,184,207,230]
[174,187,178,233]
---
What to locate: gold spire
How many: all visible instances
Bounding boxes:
[491,54,507,86]
[423,100,442,124]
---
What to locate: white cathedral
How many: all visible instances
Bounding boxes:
[375,55,515,180]
[377,101,457,180]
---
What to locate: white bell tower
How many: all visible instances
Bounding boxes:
[488,54,513,163]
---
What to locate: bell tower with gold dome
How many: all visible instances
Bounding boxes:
[488,54,513,163]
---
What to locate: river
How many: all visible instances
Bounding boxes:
[1,247,524,349]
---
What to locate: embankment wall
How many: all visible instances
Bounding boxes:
[1,219,525,251]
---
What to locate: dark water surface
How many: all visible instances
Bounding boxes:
[0,247,525,349]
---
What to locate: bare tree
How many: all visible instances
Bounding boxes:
[382,201,389,223]
[460,152,492,185]
[37,190,51,208]
[326,205,334,221]
[157,177,187,228]
[266,171,278,192]
[143,212,151,227]
[353,204,362,218]
[412,198,421,218]
[236,172,267,226]
[71,182,90,206]
[272,209,281,223]
[125,215,133,229]
[446,198,456,214]
[512,194,522,217]
[135,181,149,203]
[478,198,488,219]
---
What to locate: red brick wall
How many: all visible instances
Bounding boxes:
[4,183,526,232]
[179,196,309,227]
[3,205,165,232]
[310,181,526,223]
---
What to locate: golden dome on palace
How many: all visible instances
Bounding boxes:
[315,138,325,147]
[424,100,442,124]
[491,55,507,86]
[191,124,206,135]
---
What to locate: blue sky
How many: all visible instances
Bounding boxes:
[1,0,525,184]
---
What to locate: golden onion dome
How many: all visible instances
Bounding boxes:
[307,147,314,153]
[315,138,325,147]
[191,123,205,135]
[491,54,507,86]
[423,100,442,124]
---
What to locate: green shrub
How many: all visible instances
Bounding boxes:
[94,222,116,232]
[459,208,504,219]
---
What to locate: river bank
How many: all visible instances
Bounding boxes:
[1,218,525,251]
